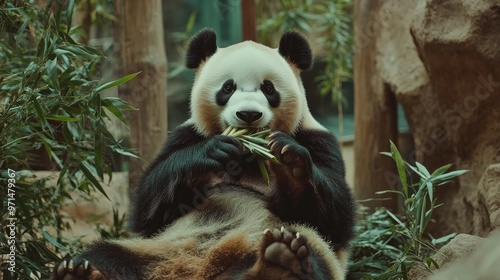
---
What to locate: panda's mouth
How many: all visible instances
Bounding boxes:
[224,123,269,132]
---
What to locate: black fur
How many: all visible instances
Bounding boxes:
[185,28,218,69]
[53,124,352,279]
[53,242,154,280]
[268,130,355,249]
[54,30,354,279]
[216,79,237,106]
[130,124,354,250]
[129,124,246,237]
[278,31,313,70]
[260,80,280,108]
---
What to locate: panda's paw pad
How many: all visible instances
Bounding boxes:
[262,227,311,276]
[53,257,93,280]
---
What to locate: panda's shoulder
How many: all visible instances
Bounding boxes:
[169,121,203,138]
[159,121,206,152]
[294,127,338,145]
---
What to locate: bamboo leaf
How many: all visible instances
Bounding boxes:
[386,210,406,228]
[389,141,408,196]
[431,170,469,183]
[101,97,136,110]
[30,95,52,133]
[258,160,270,186]
[79,161,109,200]
[430,163,452,178]
[45,115,77,122]
[42,229,68,251]
[112,146,139,159]
[95,72,141,93]
[376,190,403,196]
[46,58,60,92]
[416,162,431,178]
[66,0,75,32]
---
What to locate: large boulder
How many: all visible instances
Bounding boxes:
[407,0,500,237]
[478,163,500,230]
[375,0,500,236]
[407,233,483,279]
[429,231,500,280]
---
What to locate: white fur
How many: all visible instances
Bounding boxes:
[190,40,326,136]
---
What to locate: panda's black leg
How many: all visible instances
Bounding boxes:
[53,256,100,280]
[52,241,149,280]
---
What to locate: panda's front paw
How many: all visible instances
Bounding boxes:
[53,257,93,280]
[268,132,312,178]
[202,135,244,172]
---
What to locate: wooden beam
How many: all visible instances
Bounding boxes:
[115,0,168,193]
[241,0,256,41]
[353,0,398,210]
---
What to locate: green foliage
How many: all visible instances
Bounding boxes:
[348,142,467,279]
[256,0,318,44]
[1,1,134,279]
[256,0,353,104]
[314,0,353,104]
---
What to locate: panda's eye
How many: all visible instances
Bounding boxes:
[223,80,236,94]
[216,80,236,106]
[260,80,280,107]
[261,80,275,95]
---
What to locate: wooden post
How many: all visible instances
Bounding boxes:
[241,0,256,41]
[115,0,168,193]
[353,0,398,210]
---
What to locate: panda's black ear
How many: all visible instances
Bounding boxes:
[278,31,312,71]
[185,28,218,69]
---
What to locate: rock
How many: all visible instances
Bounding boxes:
[408,233,483,279]
[429,231,500,280]
[478,163,500,230]
[376,0,500,237]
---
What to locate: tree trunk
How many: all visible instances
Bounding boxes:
[115,0,168,193]
[241,0,256,41]
[353,0,398,210]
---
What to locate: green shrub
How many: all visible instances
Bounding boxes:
[1,1,134,279]
[256,0,353,104]
[347,141,467,279]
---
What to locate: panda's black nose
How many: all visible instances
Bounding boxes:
[236,111,263,123]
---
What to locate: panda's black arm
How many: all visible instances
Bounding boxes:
[129,123,243,237]
[270,129,355,249]
[128,124,206,237]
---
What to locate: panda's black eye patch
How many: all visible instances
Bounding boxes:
[216,79,236,106]
[261,80,280,107]
[223,80,236,94]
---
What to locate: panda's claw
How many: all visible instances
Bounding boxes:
[53,257,93,280]
[68,259,74,271]
[280,144,291,155]
[268,132,279,140]
[268,140,279,153]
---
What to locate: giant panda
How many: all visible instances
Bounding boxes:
[53,28,355,280]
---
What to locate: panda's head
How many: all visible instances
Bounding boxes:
[185,28,323,136]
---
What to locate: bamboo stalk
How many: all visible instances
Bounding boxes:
[222,126,279,185]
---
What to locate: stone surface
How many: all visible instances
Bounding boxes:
[429,231,500,280]
[408,233,484,280]
[374,0,500,236]
[478,163,500,230]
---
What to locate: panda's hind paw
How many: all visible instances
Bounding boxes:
[53,257,93,280]
[261,227,312,279]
